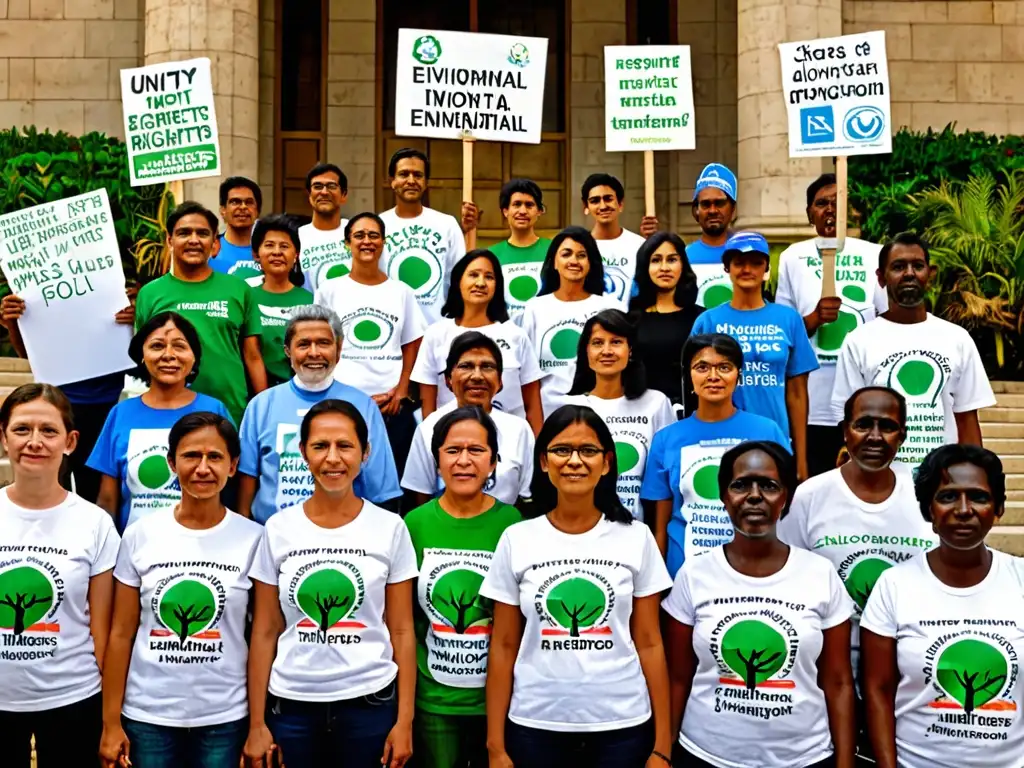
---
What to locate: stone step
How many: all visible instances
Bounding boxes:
[995,393,1024,408]
[979,407,1024,423]
[1007,489,1024,502]
[987,527,1024,557]
[0,357,31,373]
[981,422,1024,438]
[991,381,1024,394]
[0,372,33,388]
[1006,474,1024,491]
[999,503,1024,526]
[985,438,1024,455]
[1002,456,1024,473]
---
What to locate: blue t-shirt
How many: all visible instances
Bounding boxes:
[640,409,788,577]
[685,239,726,265]
[86,392,232,532]
[238,378,402,523]
[212,234,262,282]
[690,302,818,436]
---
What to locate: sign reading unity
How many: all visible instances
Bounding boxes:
[394,29,548,144]
[120,57,222,186]
[0,189,133,386]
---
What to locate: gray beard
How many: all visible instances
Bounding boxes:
[294,369,334,391]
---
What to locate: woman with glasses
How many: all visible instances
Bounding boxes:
[641,334,788,577]
[482,404,674,768]
[663,440,856,767]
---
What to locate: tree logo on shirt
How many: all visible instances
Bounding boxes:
[537,570,615,639]
[138,454,172,490]
[935,638,1011,714]
[154,576,223,643]
[843,557,893,610]
[322,263,350,281]
[427,564,492,634]
[539,320,585,366]
[721,620,787,690]
[692,463,721,501]
[343,309,396,351]
[509,275,539,303]
[0,564,59,636]
[884,353,947,407]
[816,286,870,353]
[615,439,640,474]
[384,231,445,301]
[294,560,366,640]
[697,279,732,309]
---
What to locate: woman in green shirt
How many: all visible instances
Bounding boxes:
[403,406,522,768]
[250,214,314,386]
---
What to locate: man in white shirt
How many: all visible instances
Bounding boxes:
[776,173,888,477]
[831,232,996,472]
[297,163,350,292]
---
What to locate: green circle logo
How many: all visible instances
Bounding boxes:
[702,284,733,309]
[549,328,580,360]
[138,454,172,490]
[412,34,442,65]
[509,275,539,302]
[692,464,720,500]
[546,577,607,637]
[353,319,382,343]
[842,284,866,302]
[297,568,357,633]
[325,263,349,280]
[896,360,936,396]
[158,579,216,643]
[937,639,1009,713]
[615,441,640,473]
[398,256,432,290]
[844,558,892,610]
[430,569,489,634]
[722,619,787,690]
[816,310,858,352]
[0,566,54,635]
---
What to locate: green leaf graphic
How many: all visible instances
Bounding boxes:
[431,569,489,633]
[896,360,936,396]
[0,566,53,635]
[546,577,605,637]
[159,579,216,643]
[937,639,1008,713]
[722,620,786,690]
[138,454,171,490]
[844,558,892,610]
[297,568,357,632]
[509,275,539,302]
[693,464,720,500]
[398,257,431,290]
[702,284,732,309]
[615,441,640,473]
[550,328,580,361]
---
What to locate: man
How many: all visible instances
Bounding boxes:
[777,173,888,477]
[214,175,262,283]
[380,148,465,324]
[237,305,401,522]
[402,331,533,506]
[134,201,267,425]
[686,163,738,308]
[831,232,995,472]
[297,162,350,292]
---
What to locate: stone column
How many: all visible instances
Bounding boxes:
[736,0,841,238]
[144,0,260,210]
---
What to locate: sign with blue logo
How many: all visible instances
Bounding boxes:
[778,31,891,157]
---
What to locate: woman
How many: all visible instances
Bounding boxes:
[640,334,788,577]
[99,412,262,767]
[404,407,522,767]
[481,404,674,767]
[250,213,314,387]
[861,444,1024,768]
[629,232,703,412]
[243,399,416,768]
[89,312,232,532]
[663,440,856,767]
[314,213,426,478]
[411,249,545,435]
[565,309,675,522]
[518,227,621,420]
[0,383,120,766]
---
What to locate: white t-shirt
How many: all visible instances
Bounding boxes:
[518,293,622,419]
[410,318,546,418]
[595,228,645,303]
[662,546,854,767]
[775,237,888,425]
[0,489,120,712]
[779,467,935,673]
[379,206,466,325]
[315,275,427,395]
[402,402,534,505]
[249,501,418,702]
[831,315,996,469]
[297,220,351,293]
[480,516,671,731]
[564,391,676,521]
[113,508,263,727]
[861,551,1024,768]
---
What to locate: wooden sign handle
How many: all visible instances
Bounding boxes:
[462,134,477,251]
[820,248,836,299]
[168,180,184,276]
[836,155,848,254]
[644,150,656,217]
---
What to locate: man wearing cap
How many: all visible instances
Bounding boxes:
[776,173,888,477]
[691,231,818,479]
[686,163,739,309]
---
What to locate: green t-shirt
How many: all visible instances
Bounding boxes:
[404,497,522,715]
[490,238,551,316]
[135,271,262,424]
[250,284,314,385]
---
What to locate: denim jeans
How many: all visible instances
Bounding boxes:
[672,743,837,767]
[0,692,102,768]
[122,716,248,768]
[505,718,653,768]
[266,681,397,768]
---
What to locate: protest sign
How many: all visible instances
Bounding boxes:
[120,57,221,186]
[0,190,133,386]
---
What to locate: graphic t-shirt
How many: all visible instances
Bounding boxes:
[238,378,401,523]
[490,238,551,317]
[480,516,672,731]
[518,293,622,419]
[564,391,676,521]
[213,235,261,285]
[595,228,645,303]
[641,410,789,577]
[778,467,935,672]
[410,318,545,418]
[404,498,522,715]
[775,237,888,425]
[402,403,534,505]
[0,490,120,712]
[691,302,819,438]
[297,221,350,293]
[663,546,854,767]
[114,508,262,727]
[860,551,1024,768]
[86,392,233,531]
[830,315,996,470]
[249,501,419,701]
[250,285,314,384]
[314,276,427,396]
[685,240,731,309]
[134,271,262,425]
[379,207,466,325]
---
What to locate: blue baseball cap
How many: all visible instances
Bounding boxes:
[723,231,770,266]
[693,163,737,202]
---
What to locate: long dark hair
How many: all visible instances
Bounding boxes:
[537,226,606,297]
[629,231,697,311]
[530,404,632,524]
[440,249,510,323]
[567,309,647,399]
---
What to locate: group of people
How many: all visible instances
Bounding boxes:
[0,149,1016,768]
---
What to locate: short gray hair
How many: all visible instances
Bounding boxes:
[284,304,344,347]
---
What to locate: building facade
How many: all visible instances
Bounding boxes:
[0,0,1022,243]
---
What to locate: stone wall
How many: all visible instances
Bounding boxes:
[258,0,274,197]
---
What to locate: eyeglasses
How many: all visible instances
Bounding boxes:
[311,182,341,192]
[691,362,737,376]
[727,477,784,495]
[547,445,604,460]
[455,361,499,374]
[349,231,382,242]
[227,197,257,208]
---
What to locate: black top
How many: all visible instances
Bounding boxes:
[633,304,704,412]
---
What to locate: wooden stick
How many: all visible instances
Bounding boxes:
[820,245,836,298]
[462,134,477,250]
[168,179,184,277]
[644,150,656,217]
[836,155,848,254]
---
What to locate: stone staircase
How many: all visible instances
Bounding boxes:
[983,382,1024,556]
